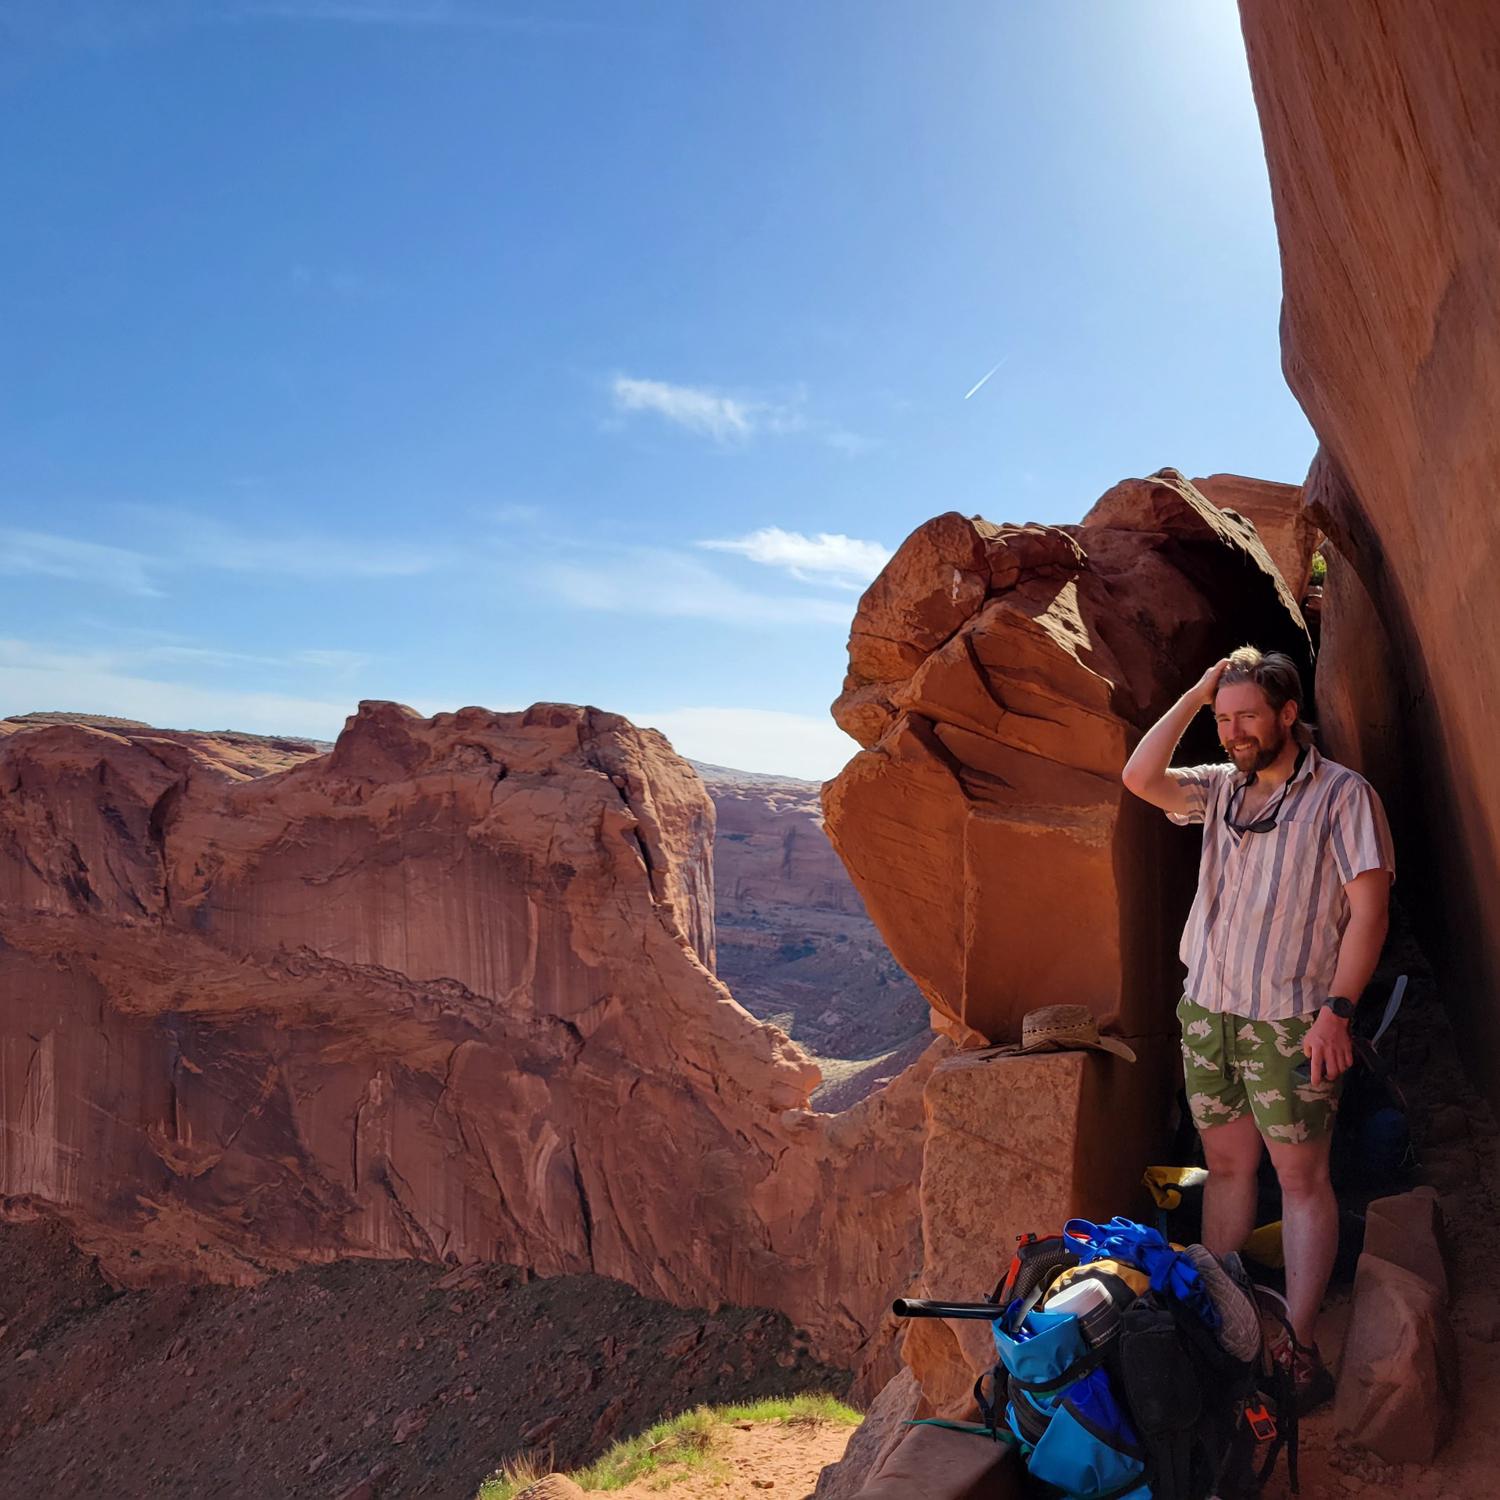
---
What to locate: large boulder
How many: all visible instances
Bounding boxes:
[824,468,1309,1047]
[0,704,935,1392]
[1237,1,1500,1092]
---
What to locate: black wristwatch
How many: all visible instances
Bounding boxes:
[1323,995,1356,1020]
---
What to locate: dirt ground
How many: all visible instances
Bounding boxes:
[0,1221,847,1500]
[591,1419,854,1499]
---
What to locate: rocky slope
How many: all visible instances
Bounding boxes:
[0,1214,842,1499]
[693,763,928,1065]
[0,703,935,1392]
[1237,2,1500,1096]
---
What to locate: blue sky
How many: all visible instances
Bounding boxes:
[0,0,1313,778]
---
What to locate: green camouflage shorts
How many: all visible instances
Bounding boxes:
[1177,995,1340,1144]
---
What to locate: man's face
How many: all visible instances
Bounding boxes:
[1214,681,1294,774]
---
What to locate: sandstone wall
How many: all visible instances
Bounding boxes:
[1238,1,1500,1086]
[0,703,935,1391]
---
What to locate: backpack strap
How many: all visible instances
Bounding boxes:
[904,1419,1015,1444]
[1370,973,1407,1047]
[1005,1342,1113,1394]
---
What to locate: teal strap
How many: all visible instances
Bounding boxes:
[903,1418,1015,1443]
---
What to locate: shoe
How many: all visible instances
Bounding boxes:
[1291,1341,1336,1416]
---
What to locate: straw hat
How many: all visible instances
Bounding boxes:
[1015,1005,1137,1063]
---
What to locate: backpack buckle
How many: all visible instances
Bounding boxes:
[1244,1402,1277,1442]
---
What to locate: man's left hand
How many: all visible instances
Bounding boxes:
[1304,1010,1354,1085]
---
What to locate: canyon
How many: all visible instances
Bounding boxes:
[0,467,1312,1472]
[695,762,929,1100]
[0,703,933,1403]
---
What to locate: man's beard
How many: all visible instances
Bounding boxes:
[1226,724,1288,775]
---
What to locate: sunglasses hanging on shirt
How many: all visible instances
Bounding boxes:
[1225,747,1308,836]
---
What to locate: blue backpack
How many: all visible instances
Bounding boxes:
[896,1217,1295,1500]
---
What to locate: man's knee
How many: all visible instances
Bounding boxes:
[1269,1142,1332,1200]
[1202,1121,1263,1178]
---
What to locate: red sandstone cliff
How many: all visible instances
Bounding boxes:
[0,703,934,1390]
[1237,2,1500,1090]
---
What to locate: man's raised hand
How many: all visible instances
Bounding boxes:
[1195,658,1231,708]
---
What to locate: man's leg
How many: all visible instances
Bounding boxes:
[1199,1113,1264,1256]
[1264,1133,1337,1348]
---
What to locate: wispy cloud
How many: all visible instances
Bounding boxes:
[0,639,357,739]
[0,529,161,597]
[611,377,755,445]
[634,706,858,782]
[293,648,372,674]
[609,373,872,455]
[4,512,447,597]
[0,637,375,680]
[472,501,544,527]
[135,509,441,581]
[698,527,891,590]
[540,547,851,628]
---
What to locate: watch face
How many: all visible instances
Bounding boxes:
[1327,996,1355,1018]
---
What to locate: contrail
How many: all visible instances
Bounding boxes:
[963,357,1007,401]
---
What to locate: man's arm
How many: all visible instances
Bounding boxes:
[1121,658,1229,815]
[1303,870,1393,1084]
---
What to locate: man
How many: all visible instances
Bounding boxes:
[1122,646,1394,1411]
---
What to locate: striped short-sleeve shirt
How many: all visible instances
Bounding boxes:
[1165,746,1395,1021]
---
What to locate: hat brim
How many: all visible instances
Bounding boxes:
[1016,1033,1138,1064]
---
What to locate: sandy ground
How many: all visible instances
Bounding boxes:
[591,1419,854,1499]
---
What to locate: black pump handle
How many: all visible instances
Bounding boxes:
[892,1297,1001,1321]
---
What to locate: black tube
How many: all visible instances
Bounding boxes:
[892,1297,1001,1321]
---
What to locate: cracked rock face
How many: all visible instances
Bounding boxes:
[0,702,936,1390]
[823,469,1310,1046]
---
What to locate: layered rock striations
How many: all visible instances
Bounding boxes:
[694,762,928,1064]
[0,703,934,1388]
[824,468,1310,1048]
[1237,2,1500,1087]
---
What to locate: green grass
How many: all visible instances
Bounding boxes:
[477,1393,861,1499]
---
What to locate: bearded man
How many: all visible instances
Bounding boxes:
[1122,646,1394,1412]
